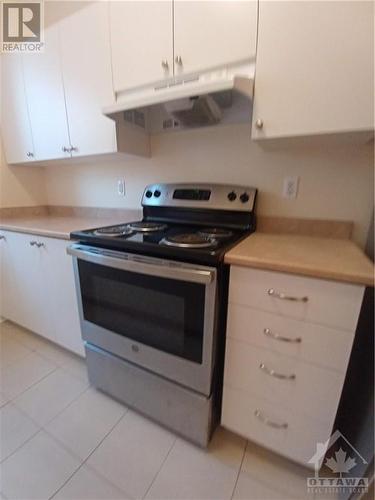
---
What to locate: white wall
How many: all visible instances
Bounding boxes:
[44,125,374,247]
[0,139,47,208]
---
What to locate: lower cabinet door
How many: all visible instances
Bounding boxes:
[0,231,84,356]
[44,237,84,356]
[0,231,54,340]
[222,385,332,467]
[0,231,18,321]
[224,338,345,424]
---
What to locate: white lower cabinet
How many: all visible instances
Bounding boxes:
[222,265,364,467]
[222,385,329,467]
[0,230,84,356]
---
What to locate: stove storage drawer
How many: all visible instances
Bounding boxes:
[222,385,330,468]
[229,267,364,331]
[226,303,355,372]
[224,338,345,425]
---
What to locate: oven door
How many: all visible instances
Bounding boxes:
[68,244,218,396]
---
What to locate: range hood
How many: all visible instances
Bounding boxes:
[102,63,255,134]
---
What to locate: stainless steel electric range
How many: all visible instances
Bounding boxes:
[68,183,257,446]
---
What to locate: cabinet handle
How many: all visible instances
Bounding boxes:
[29,240,37,246]
[259,362,296,380]
[70,146,78,153]
[29,241,44,248]
[36,242,45,248]
[161,59,169,70]
[26,152,34,158]
[62,146,71,153]
[175,55,183,66]
[268,288,308,303]
[255,119,263,129]
[254,409,288,429]
[263,328,302,344]
[0,235,6,240]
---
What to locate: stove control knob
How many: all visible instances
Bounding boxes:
[154,190,161,198]
[145,190,153,198]
[240,192,250,203]
[227,191,237,202]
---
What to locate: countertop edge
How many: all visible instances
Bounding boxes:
[0,224,71,240]
[224,255,374,287]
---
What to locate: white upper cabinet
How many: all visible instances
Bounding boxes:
[110,1,174,92]
[173,1,258,76]
[22,20,71,161]
[2,1,119,164]
[110,0,257,92]
[59,2,117,157]
[1,55,35,164]
[252,1,374,139]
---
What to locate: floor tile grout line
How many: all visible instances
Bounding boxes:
[1,379,89,465]
[8,372,89,431]
[1,364,60,406]
[1,321,86,382]
[0,426,45,465]
[142,436,178,500]
[42,398,128,464]
[48,407,133,500]
[230,440,248,500]
[234,445,312,500]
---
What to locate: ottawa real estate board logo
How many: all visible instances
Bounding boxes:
[307,430,368,496]
[1,1,44,52]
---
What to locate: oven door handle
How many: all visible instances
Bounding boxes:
[67,244,215,285]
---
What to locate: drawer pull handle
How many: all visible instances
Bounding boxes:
[263,328,302,343]
[254,409,288,429]
[268,288,308,302]
[0,235,5,240]
[259,362,296,380]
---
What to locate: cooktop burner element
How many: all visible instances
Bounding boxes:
[198,228,234,239]
[93,225,133,237]
[161,233,216,249]
[128,221,167,232]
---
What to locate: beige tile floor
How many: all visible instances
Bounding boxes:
[0,321,326,500]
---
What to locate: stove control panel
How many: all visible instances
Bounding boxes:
[142,183,257,212]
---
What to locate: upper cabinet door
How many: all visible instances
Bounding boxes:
[1,55,35,164]
[110,1,174,92]
[23,7,71,160]
[252,1,374,140]
[22,17,71,160]
[173,1,258,76]
[60,2,117,157]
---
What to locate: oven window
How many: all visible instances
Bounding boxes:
[78,260,206,363]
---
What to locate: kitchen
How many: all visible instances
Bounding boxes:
[0,1,374,499]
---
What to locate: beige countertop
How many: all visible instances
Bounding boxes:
[1,211,373,286]
[0,210,141,240]
[225,233,374,286]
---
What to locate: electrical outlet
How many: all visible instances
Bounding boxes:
[117,179,126,197]
[283,176,299,199]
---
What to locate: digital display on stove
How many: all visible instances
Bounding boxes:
[173,189,211,201]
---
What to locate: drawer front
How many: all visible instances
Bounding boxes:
[227,303,355,372]
[222,385,332,467]
[224,339,345,424]
[229,266,364,331]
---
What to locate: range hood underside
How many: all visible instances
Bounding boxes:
[103,67,255,135]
